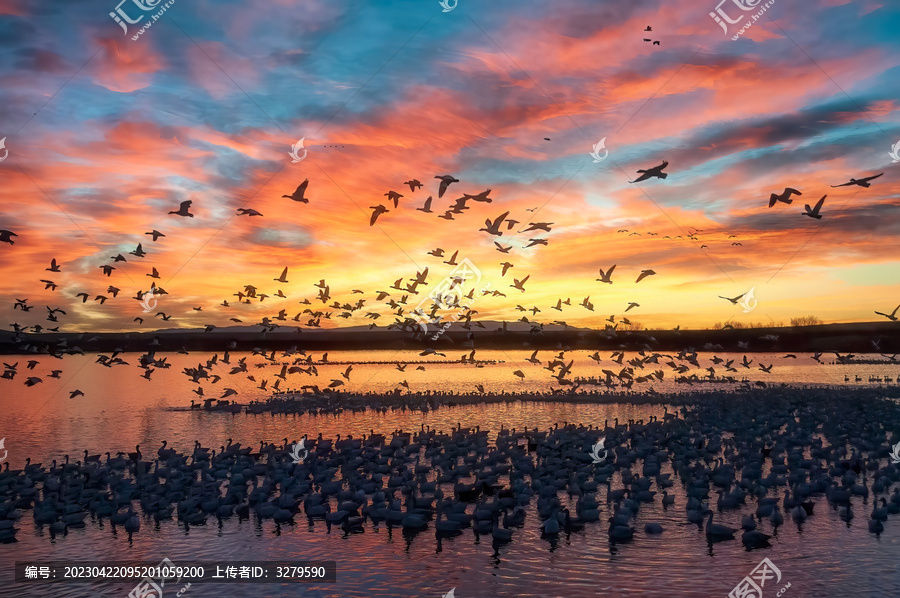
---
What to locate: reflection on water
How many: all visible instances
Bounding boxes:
[0,351,899,597]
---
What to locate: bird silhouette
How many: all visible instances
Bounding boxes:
[463,189,493,203]
[0,230,17,245]
[274,267,289,283]
[510,275,530,292]
[384,191,403,208]
[369,205,389,226]
[480,211,509,236]
[596,265,616,284]
[630,161,668,183]
[802,195,826,219]
[500,262,513,276]
[46,258,61,272]
[283,179,310,203]
[635,269,656,283]
[236,208,263,216]
[416,196,433,213]
[434,175,459,198]
[404,179,423,192]
[145,230,165,241]
[874,305,899,322]
[494,242,512,253]
[768,188,801,207]
[831,173,883,188]
[168,200,194,217]
[718,292,746,305]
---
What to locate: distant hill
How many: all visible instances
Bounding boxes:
[0,320,898,354]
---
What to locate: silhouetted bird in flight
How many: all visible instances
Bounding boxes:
[369,205,389,226]
[629,161,668,183]
[831,173,883,188]
[463,189,493,203]
[494,242,512,253]
[283,179,310,203]
[416,196,433,213]
[480,211,509,236]
[0,230,17,244]
[635,269,656,283]
[145,230,165,241]
[435,175,459,198]
[768,188,801,207]
[596,265,616,284]
[802,195,826,219]
[718,292,747,305]
[404,179,422,192]
[874,304,899,322]
[168,200,194,217]
[46,258,61,272]
[385,191,403,208]
[236,208,263,216]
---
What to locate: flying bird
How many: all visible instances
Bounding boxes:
[236,208,263,216]
[147,267,160,279]
[629,161,668,183]
[718,292,746,305]
[463,189,493,203]
[435,175,459,198]
[635,269,656,283]
[39,280,58,290]
[480,211,509,236]
[404,179,423,192]
[0,230,17,245]
[520,222,553,233]
[802,195,826,219]
[145,230,165,241]
[416,196,433,213]
[596,265,616,284]
[500,262,513,276]
[283,179,310,203]
[526,239,548,247]
[69,389,84,399]
[369,205,389,226]
[831,173,883,188]
[768,188,801,208]
[46,258,61,272]
[510,275,530,292]
[494,242,512,253]
[274,267,289,283]
[874,304,899,322]
[168,200,194,217]
[384,190,403,208]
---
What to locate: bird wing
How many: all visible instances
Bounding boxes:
[180,200,192,210]
[830,182,853,187]
[813,195,826,211]
[296,179,309,195]
[863,173,883,182]
[785,188,801,196]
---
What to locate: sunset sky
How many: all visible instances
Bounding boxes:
[0,0,898,333]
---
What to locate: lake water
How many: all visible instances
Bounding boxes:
[0,350,899,597]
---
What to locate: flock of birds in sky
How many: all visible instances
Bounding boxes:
[0,146,896,403]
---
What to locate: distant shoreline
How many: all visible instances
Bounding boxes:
[1,320,897,354]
